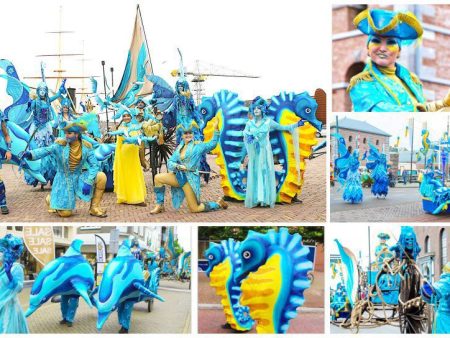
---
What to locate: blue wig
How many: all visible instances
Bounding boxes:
[0,234,24,265]
[249,96,269,116]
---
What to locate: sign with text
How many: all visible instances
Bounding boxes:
[23,226,55,266]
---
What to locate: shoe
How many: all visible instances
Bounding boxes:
[221,323,232,329]
[45,194,56,213]
[89,185,107,218]
[60,319,68,325]
[1,206,9,215]
[66,321,73,327]
[90,207,108,218]
[150,204,165,214]
[135,202,147,207]
[119,327,128,334]
[217,197,228,210]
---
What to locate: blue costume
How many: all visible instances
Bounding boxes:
[25,239,94,327]
[366,143,388,197]
[24,121,107,217]
[151,121,228,214]
[0,110,12,214]
[55,97,75,138]
[348,8,427,112]
[243,97,301,208]
[389,226,421,261]
[93,240,164,333]
[25,78,66,186]
[422,263,450,333]
[333,133,363,204]
[0,234,28,333]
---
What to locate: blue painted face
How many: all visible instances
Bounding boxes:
[235,237,267,282]
[204,243,225,277]
[404,232,415,250]
[37,82,48,99]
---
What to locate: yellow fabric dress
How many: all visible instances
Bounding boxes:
[113,126,146,204]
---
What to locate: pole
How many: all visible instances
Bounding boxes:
[110,67,115,125]
[368,226,372,286]
[410,118,414,184]
[101,61,110,132]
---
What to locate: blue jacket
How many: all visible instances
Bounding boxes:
[30,139,99,210]
[349,60,425,112]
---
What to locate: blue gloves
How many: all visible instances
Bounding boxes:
[82,182,92,195]
[123,137,139,145]
[58,79,67,95]
[246,135,255,144]
[297,120,305,127]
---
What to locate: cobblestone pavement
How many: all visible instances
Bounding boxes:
[0,153,325,222]
[18,280,191,333]
[198,309,324,334]
[330,186,450,222]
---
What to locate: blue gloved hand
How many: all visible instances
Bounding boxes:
[82,182,92,195]
[246,135,255,144]
[123,136,140,145]
[58,79,67,94]
[22,151,32,160]
[4,261,13,282]
[297,120,305,127]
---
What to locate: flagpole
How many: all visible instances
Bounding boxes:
[101,60,110,132]
[137,4,154,74]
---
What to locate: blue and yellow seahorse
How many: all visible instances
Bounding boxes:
[234,227,313,334]
[201,90,323,203]
[205,239,254,331]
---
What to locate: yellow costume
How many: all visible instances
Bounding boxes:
[113,125,146,205]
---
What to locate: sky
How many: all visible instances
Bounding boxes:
[333,113,450,151]
[176,225,191,252]
[0,0,329,106]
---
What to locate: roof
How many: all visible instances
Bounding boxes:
[330,117,391,137]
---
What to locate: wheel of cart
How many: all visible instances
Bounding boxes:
[146,127,177,185]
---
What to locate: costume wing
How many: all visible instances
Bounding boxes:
[332,133,351,182]
[366,143,380,170]
[0,60,32,131]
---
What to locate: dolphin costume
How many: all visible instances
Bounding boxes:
[93,239,164,333]
[25,239,94,326]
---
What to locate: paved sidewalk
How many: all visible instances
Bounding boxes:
[0,154,325,222]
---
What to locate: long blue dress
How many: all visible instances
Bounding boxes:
[243,118,296,208]
[0,263,29,333]
[431,272,450,333]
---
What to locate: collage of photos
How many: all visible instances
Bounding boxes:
[0,0,449,337]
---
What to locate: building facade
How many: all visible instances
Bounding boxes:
[330,117,391,167]
[415,226,449,282]
[333,5,450,112]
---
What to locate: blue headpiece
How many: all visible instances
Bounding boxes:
[36,82,49,98]
[355,8,423,45]
[61,121,87,134]
[249,96,269,116]
[377,232,390,240]
[0,234,24,265]
[396,226,421,260]
[61,97,71,108]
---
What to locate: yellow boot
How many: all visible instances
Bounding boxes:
[45,194,56,213]
[90,173,107,218]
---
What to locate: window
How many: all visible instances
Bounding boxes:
[15,226,23,231]
[425,236,430,253]
[363,138,367,144]
[440,229,447,272]
[376,140,379,145]
[53,226,63,238]
[348,146,353,153]
[348,135,353,142]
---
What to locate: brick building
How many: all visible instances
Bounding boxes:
[333,5,450,112]
[330,117,391,167]
[415,226,449,282]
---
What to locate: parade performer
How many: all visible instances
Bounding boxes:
[0,111,12,214]
[366,143,389,198]
[55,97,75,138]
[333,133,363,203]
[111,111,147,206]
[150,118,227,214]
[422,262,450,333]
[348,8,450,112]
[242,97,303,208]
[0,234,28,333]
[22,121,107,217]
[25,72,66,186]
[94,240,164,333]
[389,226,421,261]
[375,233,391,258]
[25,239,95,328]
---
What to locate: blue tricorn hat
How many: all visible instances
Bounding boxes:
[354,8,423,43]
[377,232,390,240]
[61,120,87,133]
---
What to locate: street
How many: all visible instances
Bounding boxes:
[18,279,191,334]
[330,185,450,222]
[0,153,325,222]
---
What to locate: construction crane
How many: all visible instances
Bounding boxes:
[171,60,260,104]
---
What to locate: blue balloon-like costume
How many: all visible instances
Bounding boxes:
[333,133,363,203]
[348,8,427,112]
[0,234,28,333]
[204,239,254,332]
[366,143,388,197]
[93,239,164,333]
[234,227,313,334]
[25,239,94,326]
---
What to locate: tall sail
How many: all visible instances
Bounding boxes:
[111,5,153,104]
